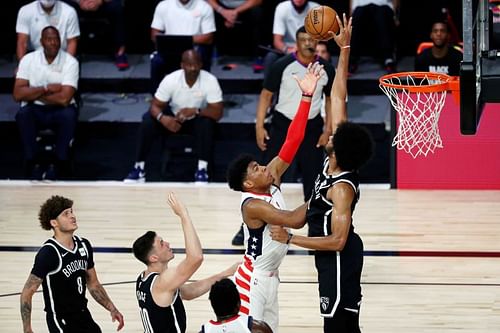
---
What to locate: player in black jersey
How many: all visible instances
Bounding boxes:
[20,195,124,333]
[133,192,237,333]
[270,14,374,333]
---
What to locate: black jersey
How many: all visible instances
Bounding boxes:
[136,272,187,333]
[31,236,94,315]
[414,46,463,76]
[306,158,363,317]
[307,158,360,238]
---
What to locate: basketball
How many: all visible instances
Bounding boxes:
[304,6,339,40]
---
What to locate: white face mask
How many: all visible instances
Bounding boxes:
[39,0,57,8]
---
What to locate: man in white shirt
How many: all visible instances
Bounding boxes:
[16,0,80,61]
[13,26,79,181]
[125,49,223,183]
[150,0,215,92]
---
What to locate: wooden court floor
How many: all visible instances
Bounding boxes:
[0,181,499,332]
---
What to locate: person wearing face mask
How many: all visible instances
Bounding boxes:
[16,0,80,62]
[230,26,335,246]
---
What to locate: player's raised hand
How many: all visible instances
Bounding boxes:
[293,62,324,96]
[167,192,189,218]
[329,13,352,49]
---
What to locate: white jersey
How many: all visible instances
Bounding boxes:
[201,314,252,333]
[240,184,289,272]
[233,184,287,332]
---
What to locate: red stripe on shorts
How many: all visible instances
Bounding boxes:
[240,293,250,303]
[235,276,250,291]
[240,305,250,315]
[237,266,251,282]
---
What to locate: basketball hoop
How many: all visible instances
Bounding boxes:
[379,72,460,158]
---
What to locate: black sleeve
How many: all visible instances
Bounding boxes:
[31,245,59,279]
[82,238,95,270]
[320,59,335,96]
[414,52,426,71]
[263,54,293,93]
[449,49,463,76]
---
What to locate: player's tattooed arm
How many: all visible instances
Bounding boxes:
[86,268,125,330]
[20,274,42,333]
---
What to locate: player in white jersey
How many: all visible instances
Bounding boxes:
[200,278,272,333]
[226,61,325,332]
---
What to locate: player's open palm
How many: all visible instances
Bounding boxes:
[331,13,352,49]
[167,192,189,218]
[294,62,324,96]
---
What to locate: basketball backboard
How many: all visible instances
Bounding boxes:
[460,0,500,134]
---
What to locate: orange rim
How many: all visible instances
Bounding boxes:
[379,71,460,93]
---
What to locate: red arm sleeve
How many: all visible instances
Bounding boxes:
[278,98,312,164]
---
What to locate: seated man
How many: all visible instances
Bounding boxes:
[124,49,223,183]
[13,26,79,180]
[150,0,215,93]
[62,0,129,70]
[349,0,398,74]
[414,19,462,76]
[200,278,272,333]
[206,0,262,57]
[16,0,80,61]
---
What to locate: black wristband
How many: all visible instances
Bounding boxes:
[286,232,293,244]
[302,93,313,97]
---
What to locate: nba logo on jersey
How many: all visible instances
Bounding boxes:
[79,247,86,256]
[320,297,330,311]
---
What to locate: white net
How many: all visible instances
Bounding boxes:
[380,74,448,158]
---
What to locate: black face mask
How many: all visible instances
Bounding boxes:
[292,1,308,14]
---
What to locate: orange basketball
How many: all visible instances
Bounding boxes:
[304,6,339,40]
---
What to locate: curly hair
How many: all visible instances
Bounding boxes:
[333,122,374,171]
[133,231,157,265]
[226,154,255,192]
[209,278,240,318]
[38,195,73,230]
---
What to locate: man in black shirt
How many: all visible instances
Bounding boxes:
[415,20,463,76]
[20,195,124,333]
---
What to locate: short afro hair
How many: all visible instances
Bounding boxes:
[133,231,156,265]
[333,122,374,171]
[209,278,240,318]
[38,195,73,230]
[226,154,255,192]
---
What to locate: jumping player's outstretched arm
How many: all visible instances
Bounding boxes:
[157,193,203,293]
[329,14,352,133]
[267,62,325,185]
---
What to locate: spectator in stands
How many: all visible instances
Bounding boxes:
[316,41,331,63]
[263,0,319,77]
[16,0,80,62]
[349,0,398,74]
[206,0,262,58]
[62,0,129,70]
[13,26,79,181]
[124,50,223,183]
[200,278,273,333]
[414,20,462,76]
[150,0,215,93]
